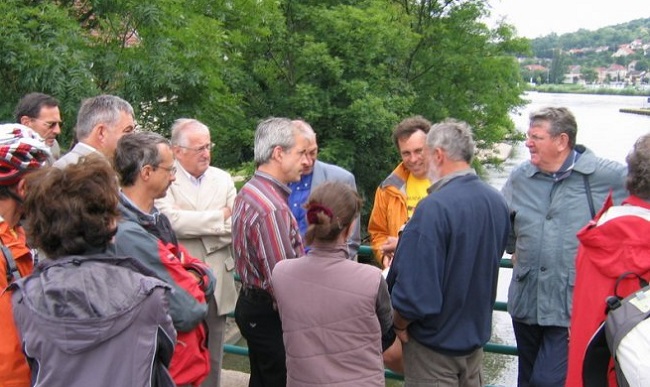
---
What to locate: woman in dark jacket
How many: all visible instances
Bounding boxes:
[10,155,176,387]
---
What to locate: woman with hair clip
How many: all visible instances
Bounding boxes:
[272,181,398,386]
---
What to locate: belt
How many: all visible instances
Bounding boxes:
[240,286,274,304]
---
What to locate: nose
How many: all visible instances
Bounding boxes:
[52,123,61,135]
[525,137,534,148]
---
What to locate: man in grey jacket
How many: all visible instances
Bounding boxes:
[502,106,627,387]
[287,119,360,258]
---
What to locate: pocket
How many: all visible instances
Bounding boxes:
[566,268,576,318]
[508,265,532,320]
[224,256,235,272]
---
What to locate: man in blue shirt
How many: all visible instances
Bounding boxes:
[288,120,360,259]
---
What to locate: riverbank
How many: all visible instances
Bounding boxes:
[619,107,650,116]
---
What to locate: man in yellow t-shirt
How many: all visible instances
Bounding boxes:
[368,116,432,269]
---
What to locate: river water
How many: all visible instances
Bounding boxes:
[486,92,650,386]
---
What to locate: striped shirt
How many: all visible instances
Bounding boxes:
[232,171,304,297]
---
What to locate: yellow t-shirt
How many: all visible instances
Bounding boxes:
[406,174,431,218]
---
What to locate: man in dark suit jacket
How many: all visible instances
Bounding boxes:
[288,120,360,258]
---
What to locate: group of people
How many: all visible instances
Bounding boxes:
[0,90,647,387]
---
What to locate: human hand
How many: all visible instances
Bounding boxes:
[381,237,398,254]
[395,327,409,343]
[223,206,232,220]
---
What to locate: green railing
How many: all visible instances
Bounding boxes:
[225,245,517,381]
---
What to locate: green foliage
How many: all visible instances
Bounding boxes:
[0,0,98,147]
[0,0,529,232]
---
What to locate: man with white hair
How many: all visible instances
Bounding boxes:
[387,119,510,386]
[156,118,238,387]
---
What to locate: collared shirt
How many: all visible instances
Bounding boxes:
[232,171,304,297]
[177,162,205,186]
[288,172,313,236]
[546,149,580,182]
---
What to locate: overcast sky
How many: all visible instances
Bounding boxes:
[486,0,650,38]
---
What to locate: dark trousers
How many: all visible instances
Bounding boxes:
[235,288,286,387]
[512,321,568,387]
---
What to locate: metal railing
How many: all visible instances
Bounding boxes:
[224,245,517,381]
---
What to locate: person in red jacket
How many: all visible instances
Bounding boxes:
[0,124,51,387]
[567,132,650,387]
[112,131,216,387]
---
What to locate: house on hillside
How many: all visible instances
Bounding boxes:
[563,65,584,84]
[612,45,635,57]
[605,64,627,82]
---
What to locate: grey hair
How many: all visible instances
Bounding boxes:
[170,118,210,147]
[254,117,297,165]
[76,95,134,140]
[529,106,578,148]
[291,119,316,143]
[426,118,475,163]
[114,131,170,187]
[626,133,650,199]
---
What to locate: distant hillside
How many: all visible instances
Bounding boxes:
[531,17,650,59]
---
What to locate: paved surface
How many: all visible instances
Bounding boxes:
[222,318,250,386]
[221,369,250,387]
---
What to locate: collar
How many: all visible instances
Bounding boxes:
[119,191,160,223]
[428,168,476,193]
[176,162,205,186]
[77,141,98,153]
[254,171,292,196]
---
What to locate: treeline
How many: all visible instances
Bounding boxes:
[0,0,529,223]
[531,18,650,58]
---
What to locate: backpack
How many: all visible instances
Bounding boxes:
[604,272,650,387]
[583,272,650,387]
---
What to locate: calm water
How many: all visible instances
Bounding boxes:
[488,92,650,386]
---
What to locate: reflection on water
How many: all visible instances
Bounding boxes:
[487,92,650,386]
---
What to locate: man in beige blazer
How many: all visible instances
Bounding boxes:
[156,118,238,387]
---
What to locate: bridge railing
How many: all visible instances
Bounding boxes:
[224,245,517,381]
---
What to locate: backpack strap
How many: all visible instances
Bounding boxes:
[613,271,649,302]
[3,244,21,284]
[583,174,596,219]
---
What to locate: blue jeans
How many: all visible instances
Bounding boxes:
[512,321,568,387]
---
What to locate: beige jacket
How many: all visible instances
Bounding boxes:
[156,164,238,315]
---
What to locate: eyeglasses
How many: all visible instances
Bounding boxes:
[156,165,177,175]
[178,142,215,154]
[32,118,62,130]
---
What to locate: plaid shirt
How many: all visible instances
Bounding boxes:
[232,171,304,297]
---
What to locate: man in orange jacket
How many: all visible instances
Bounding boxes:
[0,124,51,387]
[368,116,432,268]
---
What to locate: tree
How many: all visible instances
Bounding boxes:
[0,0,530,231]
[0,0,98,147]
[218,0,529,212]
[549,49,569,83]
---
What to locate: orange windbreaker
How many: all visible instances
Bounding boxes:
[0,221,33,387]
[367,163,409,264]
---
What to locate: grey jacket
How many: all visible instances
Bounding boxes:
[502,147,627,327]
[10,255,176,387]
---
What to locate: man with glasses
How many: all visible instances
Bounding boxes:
[113,131,215,387]
[502,106,626,387]
[287,119,360,258]
[368,115,432,269]
[156,118,237,387]
[54,94,136,168]
[14,92,63,159]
